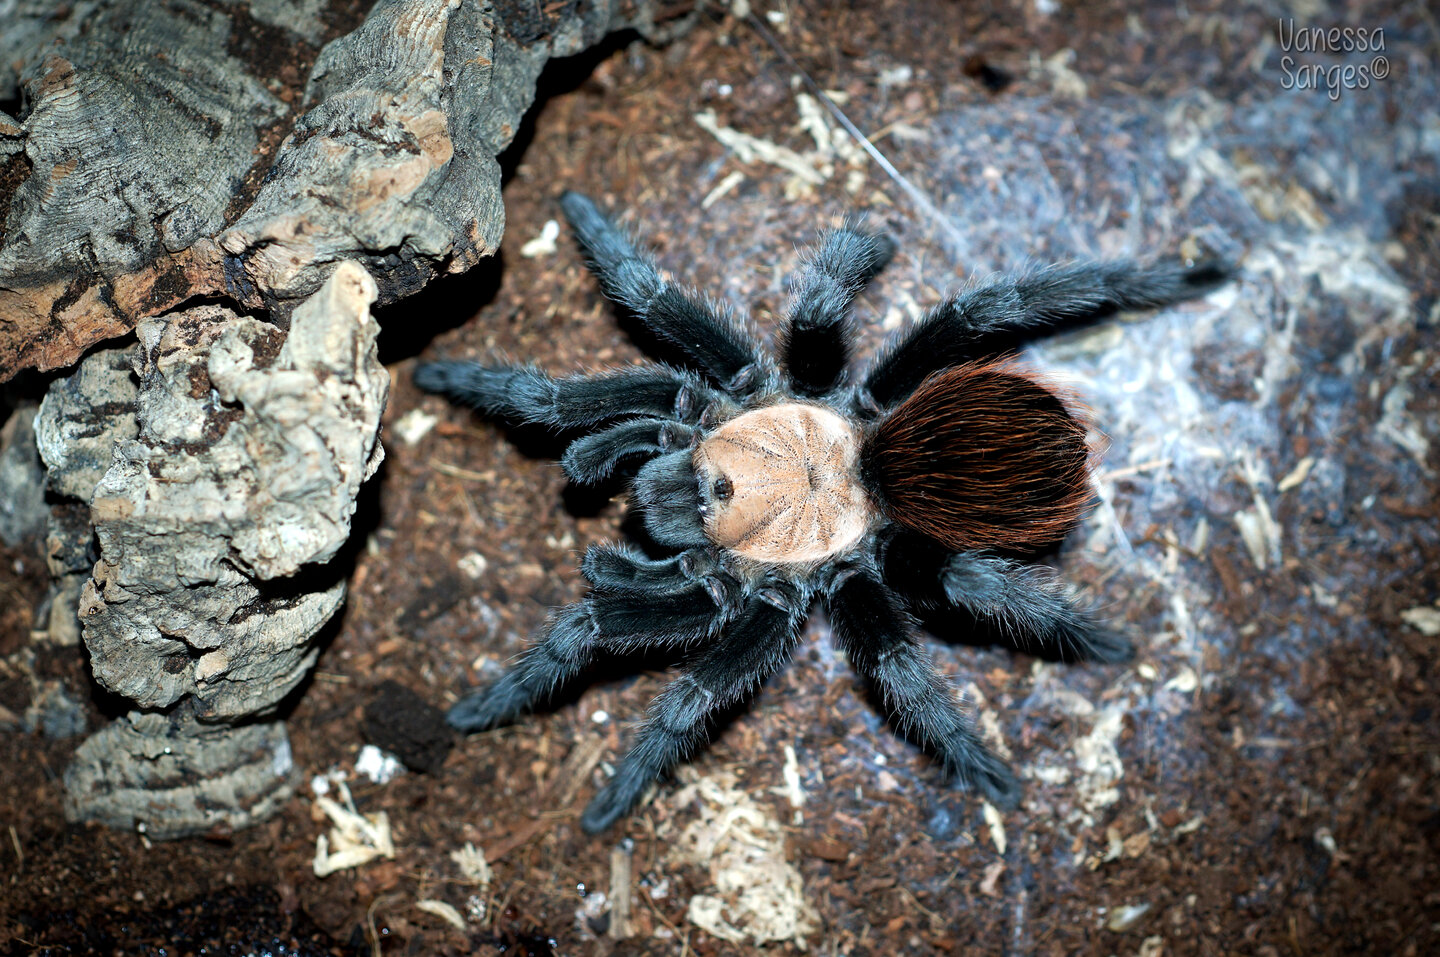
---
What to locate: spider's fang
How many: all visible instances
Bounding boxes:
[827,564,862,591]
[756,584,800,611]
[723,362,766,396]
[702,575,735,612]
[678,549,716,580]
[657,422,693,452]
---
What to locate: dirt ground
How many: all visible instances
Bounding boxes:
[2,1,1438,954]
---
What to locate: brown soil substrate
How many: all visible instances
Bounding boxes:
[2,1,1437,954]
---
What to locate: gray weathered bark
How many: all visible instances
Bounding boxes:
[0,0,695,377]
[37,262,383,837]
[0,403,45,545]
[63,708,298,841]
[2,0,699,837]
[75,261,385,722]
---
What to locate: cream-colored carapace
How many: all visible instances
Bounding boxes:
[693,402,875,565]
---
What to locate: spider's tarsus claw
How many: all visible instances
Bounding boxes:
[870,232,898,270]
[579,787,627,835]
[412,361,557,421]
[557,189,597,222]
[446,691,508,733]
[413,359,512,402]
[411,359,452,394]
[1181,256,1237,290]
[1085,626,1136,664]
[969,759,1021,811]
[982,780,1022,812]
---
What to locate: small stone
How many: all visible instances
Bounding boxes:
[1106,902,1152,932]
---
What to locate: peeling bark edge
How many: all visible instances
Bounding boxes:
[0,0,703,380]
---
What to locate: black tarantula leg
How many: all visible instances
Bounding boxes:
[580,581,809,834]
[448,561,740,732]
[861,257,1234,409]
[939,552,1133,664]
[560,418,695,485]
[781,225,895,396]
[447,603,598,732]
[826,566,1019,808]
[632,449,710,549]
[414,361,713,429]
[559,191,769,393]
[580,544,724,598]
[880,532,1131,664]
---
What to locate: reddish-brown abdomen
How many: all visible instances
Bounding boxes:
[860,360,1095,552]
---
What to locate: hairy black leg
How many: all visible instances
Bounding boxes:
[448,569,738,732]
[580,544,722,598]
[560,191,768,392]
[414,361,711,428]
[940,553,1132,663]
[781,226,895,396]
[862,257,1233,409]
[447,604,596,732]
[633,450,708,548]
[580,581,808,833]
[881,532,1130,663]
[560,418,695,485]
[826,566,1019,808]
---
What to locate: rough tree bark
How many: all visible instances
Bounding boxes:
[0,0,695,376]
[0,0,698,838]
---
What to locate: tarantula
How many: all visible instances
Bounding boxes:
[416,192,1228,834]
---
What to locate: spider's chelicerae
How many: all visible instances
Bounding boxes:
[416,192,1230,834]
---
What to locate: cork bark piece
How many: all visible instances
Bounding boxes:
[0,0,696,379]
